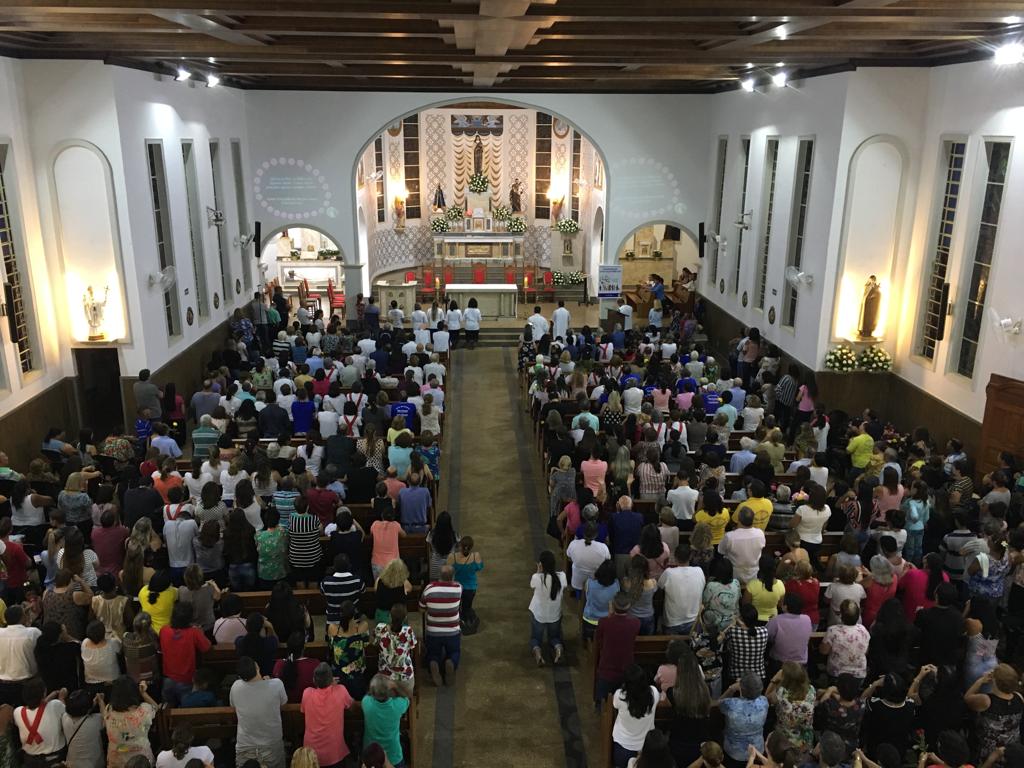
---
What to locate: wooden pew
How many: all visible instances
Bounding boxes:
[235,585,424,618]
[157,700,418,765]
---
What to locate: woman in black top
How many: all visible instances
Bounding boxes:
[329,507,366,582]
[234,613,279,675]
[222,507,257,592]
[35,620,83,693]
[868,598,918,677]
[264,581,311,642]
[664,640,712,767]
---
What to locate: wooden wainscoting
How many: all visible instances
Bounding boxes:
[978,374,1024,478]
[0,377,79,471]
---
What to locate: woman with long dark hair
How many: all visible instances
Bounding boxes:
[328,600,371,698]
[529,550,567,666]
[264,580,310,641]
[898,551,947,620]
[622,554,657,636]
[137,570,176,633]
[745,553,785,623]
[233,612,278,675]
[664,642,712,766]
[222,507,257,591]
[723,602,768,683]
[611,664,658,767]
[964,596,999,688]
[426,510,457,581]
[272,631,319,703]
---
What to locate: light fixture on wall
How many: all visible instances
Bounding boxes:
[734,210,753,230]
[148,266,177,291]
[785,266,814,288]
[772,70,788,87]
[394,188,408,231]
[206,74,221,88]
[990,307,1023,336]
[175,68,191,82]
[547,185,566,227]
[234,233,256,249]
[206,206,225,227]
[741,78,756,92]
[995,42,1024,65]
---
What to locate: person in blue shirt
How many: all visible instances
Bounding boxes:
[611,327,626,350]
[397,473,431,533]
[134,408,154,444]
[608,496,644,577]
[701,387,721,415]
[390,401,416,431]
[150,422,183,458]
[291,389,316,434]
[649,274,666,303]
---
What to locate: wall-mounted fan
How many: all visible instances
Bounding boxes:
[785,266,813,288]
[148,266,177,291]
[735,211,752,230]
[989,307,1022,340]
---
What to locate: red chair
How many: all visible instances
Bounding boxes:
[404,270,416,284]
[443,267,454,291]
[541,270,556,299]
[472,262,486,284]
[302,278,322,313]
[420,268,436,302]
[326,279,345,312]
[504,266,516,286]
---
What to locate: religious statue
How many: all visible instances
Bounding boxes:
[858,274,882,339]
[473,134,484,175]
[510,178,523,213]
[83,285,109,341]
[432,183,446,211]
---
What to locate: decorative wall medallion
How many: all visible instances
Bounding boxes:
[186,307,194,326]
[386,122,402,137]
[235,278,242,295]
[719,279,725,294]
[741,291,748,307]
[254,157,335,220]
[768,306,776,325]
[213,293,220,309]
[552,117,571,139]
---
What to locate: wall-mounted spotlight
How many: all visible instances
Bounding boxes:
[772,71,788,88]
[175,68,191,82]
[206,74,221,88]
[741,78,756,92]
[995,42,1024,65]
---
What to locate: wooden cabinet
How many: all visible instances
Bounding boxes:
[978,374,1024,478]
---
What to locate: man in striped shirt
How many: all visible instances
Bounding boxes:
[320,554,364,624]
[420,565,462,686]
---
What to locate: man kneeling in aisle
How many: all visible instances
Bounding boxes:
[420,565,463,686]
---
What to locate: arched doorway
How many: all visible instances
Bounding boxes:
[614,220,698,290]
[259,225,344,297]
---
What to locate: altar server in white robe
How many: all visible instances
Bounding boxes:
[551,301,571,342]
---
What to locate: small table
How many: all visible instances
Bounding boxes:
[445,283,518,320]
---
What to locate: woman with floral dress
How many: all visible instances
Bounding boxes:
[767,662,816,754]
[701,558,740,629]
[518,324,536,372]
[417,433,442,483]
[328,601,370,699]
[102,676,158,768]
[375,603,417,697]
[254,508,287,588]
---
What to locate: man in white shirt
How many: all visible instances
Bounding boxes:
[272,374,293,400]
[660,339,677,359]
[316,409,339,438]
[14,678,66,761]
[616,297,633,331]
[401,338,418,358]
[666,473,699,522]
[717,506,766,583]
[388,302,405,327]
[356,335,376,356]
[423,354,446,385]
[622,384,644,416]
[404,364,424,385]
[411,303,428,329]
[349,352,369,377]
[424,379,445,408]
[432,324,451,354]
[0,605,41,705]
[657,543,706,634]
[684,351,704,379]
[526,306,550,341]
[277,384,296,419]
[551,301,571,342]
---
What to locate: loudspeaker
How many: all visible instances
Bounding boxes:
[697,221,706,259]
[663,225,681,241]
[254,220,261,259]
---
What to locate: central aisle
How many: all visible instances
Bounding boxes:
[417,347,601,768]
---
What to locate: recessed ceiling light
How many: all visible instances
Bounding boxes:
[1004,15,1021,24]
[995,42,1024,65]
[176,68,191,81]
[206,74,220,87]
[777,28,788,40]
[741,78,756,92]
[772,71,788,87]
[208,57,216,64]
[776,61,785,67]
[745,62,754,68]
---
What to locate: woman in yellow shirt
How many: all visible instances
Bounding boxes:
[694,490,730,546]
[137,572,178,633]
[745,554,786,621]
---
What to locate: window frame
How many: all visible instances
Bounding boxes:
[145,140,182,338]
[402,115,421,220]
[754,137,780,311]
[180,140,210,319]
[0,142,40,382]
[230,139,252,293]
[208,140,233,306]
[733,136,752,295]
[709,136,729,286]
[782,137,815,329]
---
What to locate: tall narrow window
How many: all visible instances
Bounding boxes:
[181,141,209,318]
[709,137,728,284]
[570,130,582,222]
[534,113,552,220]
[733,138,752,294]
[230,140,251,292]
[209,141,232,304]
[754,138,780,310]
[956,140,1011,378]
[374,137,385,224]
[402,116,421,219]
[145,142,180,337]
[0,146,35,374]
[918,140,966,359]
[783,139,814,328]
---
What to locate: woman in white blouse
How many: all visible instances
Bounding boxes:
[529,551,567,665]
[463,298,483,348]
[446,300,463,348]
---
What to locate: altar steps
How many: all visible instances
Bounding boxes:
[466,327,523,348]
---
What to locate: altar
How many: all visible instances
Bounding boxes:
[446,283,518,320]
[433,233,524,262]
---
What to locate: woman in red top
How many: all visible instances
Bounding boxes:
[272,632,320,704]
[860,555,898,628]
[784,560,821,629]
[158,602,212,707]
[898,552,948,621]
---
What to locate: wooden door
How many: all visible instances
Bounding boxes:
[978,374,1024,478]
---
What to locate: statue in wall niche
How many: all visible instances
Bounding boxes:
[473,134,484,175]
[510,178,523,213]
[432,183,446,211]
[859,274,882,339]
[83,285,109,341]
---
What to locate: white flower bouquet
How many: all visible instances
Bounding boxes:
[429,217,450,234]
[556,218,580,235]
[857,345,892,372]
[823,345,858,372]
[506,217,527,234]
[468,173,489,193]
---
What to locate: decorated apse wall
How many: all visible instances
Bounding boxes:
[356,106,602,282]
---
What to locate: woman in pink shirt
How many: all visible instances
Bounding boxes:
[370,509,405,579]
[580,451,608,501]
[871,467,906,527]
[898,552,948,621]
[301,662,354,767]
[628,524,672,580]
[651,384,672,416]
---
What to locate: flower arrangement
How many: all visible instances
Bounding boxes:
[857,345,893,372]
[317,248,340,258]
[552,270,586,286]
[429,217,450,234]
[492,204,512,221]
[506,216,527,234]
[823,344,858,372]
[444,205,464,222]
[652,249,663,259]
[468,173,489,193]
[624,250,636,260]
[556,218,580,235]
